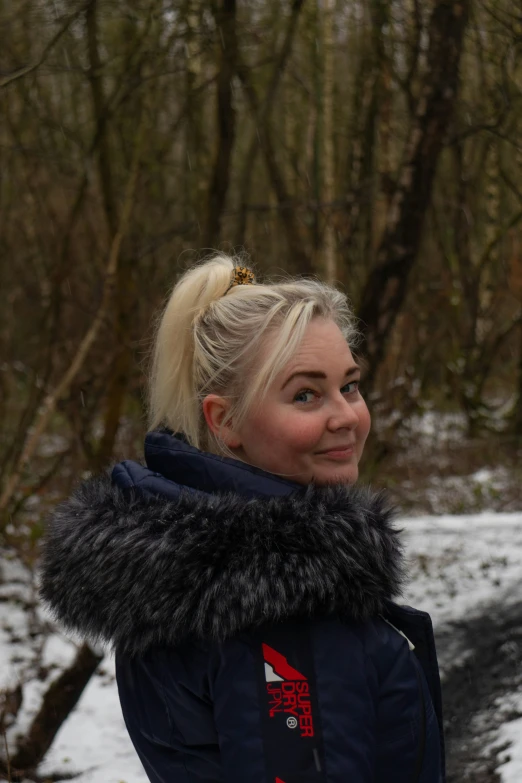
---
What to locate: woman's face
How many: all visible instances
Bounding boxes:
[205,318,371,486]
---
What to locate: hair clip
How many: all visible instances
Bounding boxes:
[225,266,256,294]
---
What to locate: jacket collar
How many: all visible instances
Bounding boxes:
[40,432,405,656]
[140,429,302,499]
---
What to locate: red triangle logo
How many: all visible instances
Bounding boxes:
[275,779,287,783]
[263,644,306,680]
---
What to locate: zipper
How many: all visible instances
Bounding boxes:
[413,656,427,783]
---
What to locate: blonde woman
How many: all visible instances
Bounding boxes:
[40,255,445,783]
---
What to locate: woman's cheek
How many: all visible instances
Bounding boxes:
[288,414,325,451]
[359,410,370,436]
[361,403,372,436]
[357,405,371,455]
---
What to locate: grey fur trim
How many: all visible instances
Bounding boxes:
[39,475,405,656]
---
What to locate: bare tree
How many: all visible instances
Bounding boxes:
[357,0,471,389]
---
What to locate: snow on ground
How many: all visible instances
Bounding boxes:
[37,653,148,783]
[1,508,521,781]
[399,510,522,783]
[494,691,522,783]
[401,511,522,628]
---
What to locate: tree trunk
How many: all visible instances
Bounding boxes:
[204,0,237,248]
[4,644,103,779]
[235,0,306,251]
[86,0,118,240]
[320,0,336,283]
[235,0,310,273]
[515,319,522,439]
[357,0,470,389]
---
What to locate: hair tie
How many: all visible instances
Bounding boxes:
[225,266,256,294]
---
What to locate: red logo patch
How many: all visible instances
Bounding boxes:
[263,643,315,738]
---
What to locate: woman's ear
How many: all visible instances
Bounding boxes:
[202,394,242,449]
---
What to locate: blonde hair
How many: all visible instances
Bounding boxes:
[148,252,360,456]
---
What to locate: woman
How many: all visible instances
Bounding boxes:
[40,254,445,783]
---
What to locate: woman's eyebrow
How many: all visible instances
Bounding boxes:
[282,365,360,389]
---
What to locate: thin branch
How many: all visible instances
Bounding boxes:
[0,5,86,89]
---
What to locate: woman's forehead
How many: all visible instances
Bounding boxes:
[276,320,354,379]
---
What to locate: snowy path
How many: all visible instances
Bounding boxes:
[435,599,522,782]
[401,512,522,782]
[1,509,521,782]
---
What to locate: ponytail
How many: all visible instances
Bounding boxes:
[148,254,234,443]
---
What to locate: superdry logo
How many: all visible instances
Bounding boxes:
[262,643,315,738]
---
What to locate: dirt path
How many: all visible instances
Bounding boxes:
[436,598,522,782]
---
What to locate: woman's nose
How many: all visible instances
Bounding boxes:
[327,395,359,431]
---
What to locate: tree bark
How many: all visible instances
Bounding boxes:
[515,320,522,439]
[357,0,470,389]
[236,54,311,273]
[320,0,336,283]
[86,0,118,240]
[235,0,306,248]
[88,2,156,471]
[204,0,237,248]
[235,0,310,272]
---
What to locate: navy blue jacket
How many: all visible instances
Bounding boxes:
[40,430,445,783]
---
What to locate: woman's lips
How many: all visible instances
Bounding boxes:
[317,447,355,460]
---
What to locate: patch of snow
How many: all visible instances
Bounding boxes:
[396,465,514,516]
[401,511,522,627]
[0,552,32,588]
[0,557,39,691]
[488,690,522,782]
[472,467,495,484]
[498,718,522,781]
[41,633,77,670]
[400,411,467,443]
[38,656,148,783]
[0,601,35,689]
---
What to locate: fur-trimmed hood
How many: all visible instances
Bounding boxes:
[39,433,405,656]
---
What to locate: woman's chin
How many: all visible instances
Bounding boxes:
[313,465,359,486]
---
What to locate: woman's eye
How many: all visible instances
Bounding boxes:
[294,389,316,404]
[343,381,360,395]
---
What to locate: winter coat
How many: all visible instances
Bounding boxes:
[40,429,445,783]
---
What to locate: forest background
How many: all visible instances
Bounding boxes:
[0,0,522,778]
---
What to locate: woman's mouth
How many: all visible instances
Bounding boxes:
[317,447,355,460]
